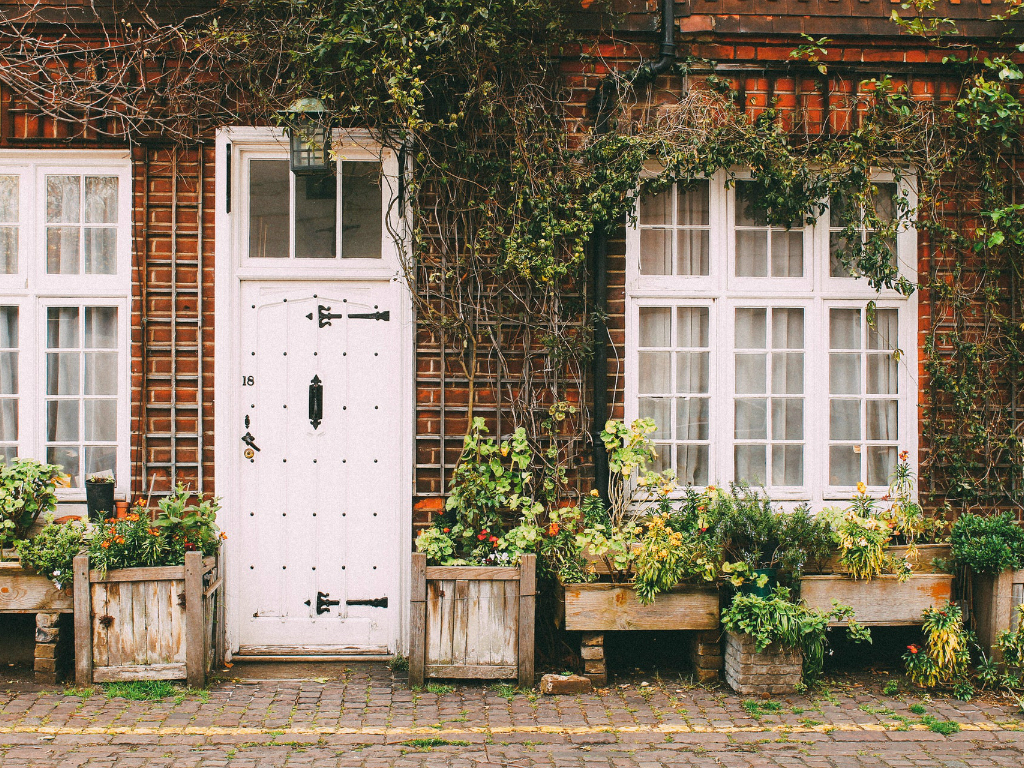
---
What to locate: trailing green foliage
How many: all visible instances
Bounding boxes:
[903,603,973,694]
[0,459,65,550]
[15,516,87,588]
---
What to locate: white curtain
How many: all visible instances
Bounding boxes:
[46,307,80,482]
[0,306,17,455]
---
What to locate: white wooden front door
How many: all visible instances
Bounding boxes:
[236,280,401,653]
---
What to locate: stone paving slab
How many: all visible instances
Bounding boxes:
[0,662,1021,766]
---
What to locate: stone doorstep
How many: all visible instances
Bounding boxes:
[539,674,593,695]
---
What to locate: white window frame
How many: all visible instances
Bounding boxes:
[234,130,402,276]
[626,169,918,507]
[0,151,132,501]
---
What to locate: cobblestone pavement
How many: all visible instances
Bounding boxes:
[1,663,1023,767]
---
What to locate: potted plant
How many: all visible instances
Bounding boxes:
[72,484,225,686]
[950,511,1024,661]
[409,418,542,687]
[554,419,725,686]
[721,586,868,694]
[84,472,116,522]
[799,459,954,625]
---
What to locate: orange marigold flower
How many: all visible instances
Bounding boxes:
[149,528,160,536]
[101,540,111,549]
[899,450,909,461]
[547,523,560,537]
[219,532,228,540]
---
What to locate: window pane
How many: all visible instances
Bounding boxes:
[772,353,803,394]
[48,307,80,348]
[773,445,803,486]
[0,228,16,274]
[676,352,709,393]
[866,355,898,394]
[85,446,117,478]
[649,443,669,473]
[678,307,709,347]
[294,170,336,259]
[772,308,804,348]
[770,230,803,277]
[735,445,767,486]
[830,309,861,348]
[829,400,861,440]
[638,307,670,346]
[829,189,859,229]
[638,397,670,439]
[868,309,898,350]
[84,228,117,274]
[677,445,709,487]
[47,400,79,441]
[830,445,860,486]
[872,183,897,222]
[341,161,382,258]
[84,177,118,223]
[639,189,670,225]
[0,399,17,441]
[829,232,855,277]
[640,229,670,274]
[677,230,709,276]
[735,308,766,348]
[735,230,768,276]
[46,176,80,223]
[735,399,768,440]
[47,446,79,485]
[678,181,710,225]
[735,354,766,394]
[867,446,897,486]
[866,400,898,441]
[677,398,709,440]
[0,306,17,349]
[771,399,803,440]
[0,352,18,394]
[85,400,117,441]
[0,176,17,222]
[46,227,80,274]
[84,352,118,395]
[248,160,290,258]
[829,354,861,394]
[46,353,80,395]
[735,181,766,226]
[85,307,118,348]
[638,352,670,393]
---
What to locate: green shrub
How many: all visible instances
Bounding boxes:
[15,516,87,587]
[950,512,1024,574]
[0,459,65,550]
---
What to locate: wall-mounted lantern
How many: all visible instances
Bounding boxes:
[282,97,332,175]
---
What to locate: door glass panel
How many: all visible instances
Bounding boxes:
[46,227,80,274]
[640,229,670,274]
[0,306,17,457]
[341,162,382,258]
[249,160,290,258]
[295,170,336,259]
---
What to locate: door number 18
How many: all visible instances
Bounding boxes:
[242,375,254,386]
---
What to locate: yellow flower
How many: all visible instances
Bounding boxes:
[590,489,600,497]
[856,481,867,495]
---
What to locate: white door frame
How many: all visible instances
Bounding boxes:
[214,126,414,658]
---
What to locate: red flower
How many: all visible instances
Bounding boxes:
[477,533,487,541]
[442,528,450,533]
[907,644,919,654]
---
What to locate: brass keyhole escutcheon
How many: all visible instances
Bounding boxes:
[244,447,255,460]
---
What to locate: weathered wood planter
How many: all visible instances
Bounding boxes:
[73,551,224,687]
[558,582,721,686]
[973,569,1024,661]
[800,573,954,625]
[408,553,535,687]
[724,631,803,695]
[809,544,952,576]
[0,560,74,683]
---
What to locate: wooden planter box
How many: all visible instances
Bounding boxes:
[807,544,952,575]
[0,560,75,683]
[557,582,721,685]
[73,551,224,687]
[800,573,954,625]
[0,561,74,613]
[973,569,1024,661]
[408,553,535,688]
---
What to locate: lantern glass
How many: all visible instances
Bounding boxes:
[289,122,332,175]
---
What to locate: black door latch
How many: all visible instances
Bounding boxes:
[241,432,260,452]
[346,597,389,608]
[303,591,341,615]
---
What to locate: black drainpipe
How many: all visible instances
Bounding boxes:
[589,0,676,502]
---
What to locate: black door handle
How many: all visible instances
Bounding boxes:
[309,375,323,429]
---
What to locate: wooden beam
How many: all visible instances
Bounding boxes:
[184,551,204,688]
[90,566,185,583]
[424,566,520,581]
[73,554,93,686]
[517,554,536,687]
[0,564,74,613]
[408,553,426,688]
[425,664,516,679]
[92,663,187,682]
